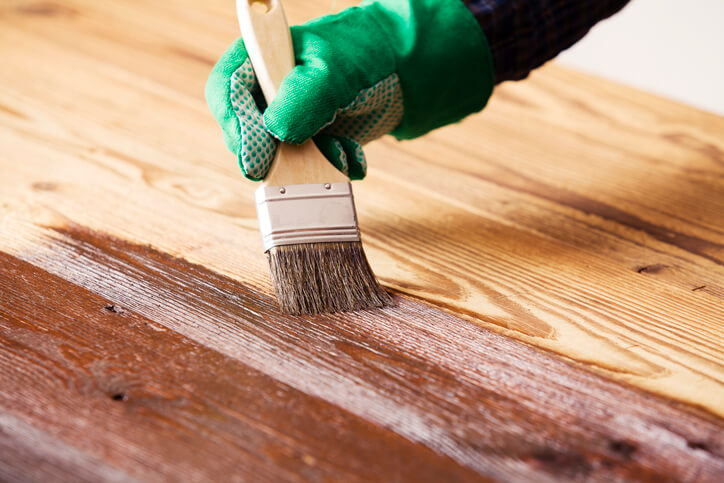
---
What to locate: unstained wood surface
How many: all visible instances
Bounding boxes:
[1,0,723,481]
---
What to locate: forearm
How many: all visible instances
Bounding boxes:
[463,0,630,83]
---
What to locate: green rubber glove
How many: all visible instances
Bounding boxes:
[205,0,495,181]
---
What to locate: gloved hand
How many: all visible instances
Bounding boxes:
[206,0,494,181]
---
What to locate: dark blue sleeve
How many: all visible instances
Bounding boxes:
[463,0,631,83]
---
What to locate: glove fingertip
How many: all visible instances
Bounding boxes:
[313,135,349,176]
[263,107,314,145]
[239,122,278,181]
[206,38,250,157]
[337,137,367,180]
[263,66,345,144]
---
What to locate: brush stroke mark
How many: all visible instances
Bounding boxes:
[3,225,724,481]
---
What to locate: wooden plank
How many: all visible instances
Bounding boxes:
[2,228,723,481]
[1,0,722,417]
[0,246,482,482]
[0,413,134,483]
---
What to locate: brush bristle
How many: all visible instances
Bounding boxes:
[267,241,394,315]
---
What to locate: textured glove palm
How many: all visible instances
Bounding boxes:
[206,0,494,181]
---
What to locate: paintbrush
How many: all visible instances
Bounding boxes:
[236,0,392,314]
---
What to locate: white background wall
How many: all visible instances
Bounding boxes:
[557,0,724,116]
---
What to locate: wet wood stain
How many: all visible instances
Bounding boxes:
[1,225,723,481]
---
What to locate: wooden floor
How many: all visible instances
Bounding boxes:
[1,0,723,481]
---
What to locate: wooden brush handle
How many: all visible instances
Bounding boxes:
[236,0,348,186]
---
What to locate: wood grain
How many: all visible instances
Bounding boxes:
[2,227,723,481]
[0,0,723,479]
[0,242,482,482]
[1,0,721,415]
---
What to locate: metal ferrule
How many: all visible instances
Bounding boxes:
[254,182,361,251]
